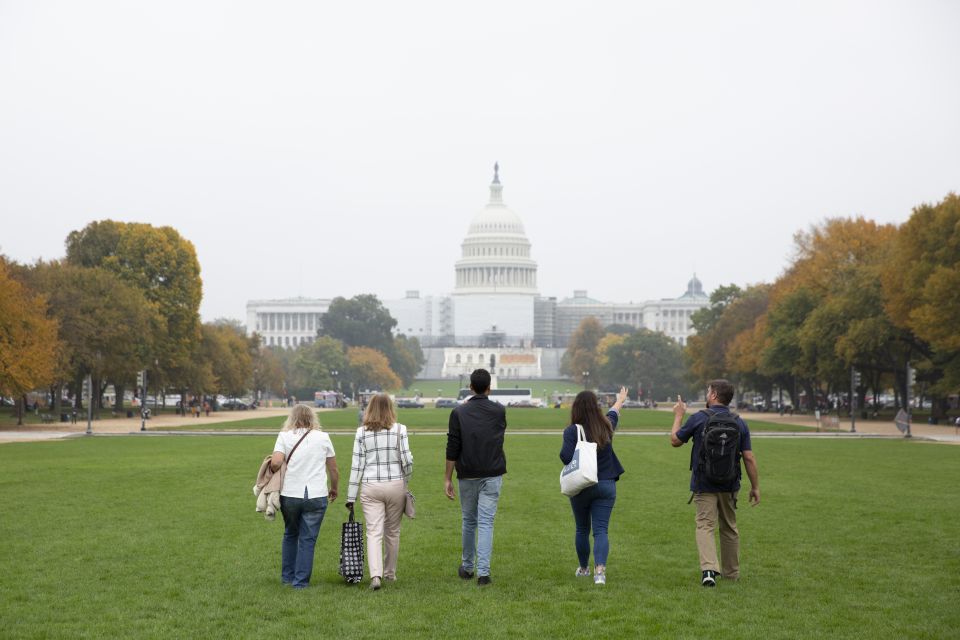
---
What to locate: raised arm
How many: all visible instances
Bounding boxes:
[670,395,687,447]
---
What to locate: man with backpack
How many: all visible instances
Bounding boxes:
[670,379,760,587]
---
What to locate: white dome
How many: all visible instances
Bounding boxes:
[454,164,538,295]
[467,202,526,236]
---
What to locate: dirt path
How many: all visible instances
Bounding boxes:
[0,408,290,443]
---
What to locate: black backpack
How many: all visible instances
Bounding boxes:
[690,408,742,491]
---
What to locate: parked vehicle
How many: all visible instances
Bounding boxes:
[221,399,249,410]
[435,398,458,408]
[396,399,425,408]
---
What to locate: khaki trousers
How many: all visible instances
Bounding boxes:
[359,479,406,580]
[693,492,740,579]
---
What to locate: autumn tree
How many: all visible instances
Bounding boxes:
[252,342,286,399]
[319,294,420,385]
[561,316,605,385]
[883,193,960,412]
[201,321,255,398]
[0,259,59,424]
[346,346,401,391]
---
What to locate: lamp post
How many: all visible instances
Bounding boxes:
[582,371,590,391]
[331,369,339,406]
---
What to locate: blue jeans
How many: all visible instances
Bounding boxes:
[279,495,328,588]
[569,479,616,568]
[458,476,503,577]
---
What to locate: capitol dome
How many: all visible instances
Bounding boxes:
[454,163,538,294]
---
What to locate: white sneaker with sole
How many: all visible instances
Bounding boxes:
[594,572,606,585]
[575,567,591,577]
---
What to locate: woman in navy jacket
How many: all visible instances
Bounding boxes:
[559,386,628,585]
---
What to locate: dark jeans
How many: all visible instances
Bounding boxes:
[280,495,328,588]
[569,479,617,568]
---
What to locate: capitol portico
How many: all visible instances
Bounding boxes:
[246,164,709,378]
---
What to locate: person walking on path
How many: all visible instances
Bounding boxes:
[670,379,760,587]
[271,404,338,589]
[345,393,414,591]
[444,368,506,586]
[559,386,628,585]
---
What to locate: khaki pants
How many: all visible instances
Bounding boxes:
[359,480,406,580]
[693,492,740,579]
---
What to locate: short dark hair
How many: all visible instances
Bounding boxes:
[470,369,491,394]
[708,379,735,406]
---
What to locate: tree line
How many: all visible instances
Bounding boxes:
[0,221,424,424]
[686,193,959,417]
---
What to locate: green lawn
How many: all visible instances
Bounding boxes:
[397,378,579,399]
[160,408,811,432]
[1,436,957,638]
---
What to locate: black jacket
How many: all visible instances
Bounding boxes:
[446,395,507,478]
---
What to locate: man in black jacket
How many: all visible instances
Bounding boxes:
[444,368,507,586]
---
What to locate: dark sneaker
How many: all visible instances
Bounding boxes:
[701,570,717,587]
[477,575,492,586]
[458,566,474,580]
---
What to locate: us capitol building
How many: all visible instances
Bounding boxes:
[246,165,709,379]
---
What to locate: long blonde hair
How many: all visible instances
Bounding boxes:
[363,394,397,432]
[282,403,320,432]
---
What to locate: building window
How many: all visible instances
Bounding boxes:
[467,354,473,364]
[456,354,461,364]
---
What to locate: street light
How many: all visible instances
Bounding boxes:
[582,371,590,390]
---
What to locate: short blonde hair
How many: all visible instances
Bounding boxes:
[363,394,396,431]
[282,403,320,432]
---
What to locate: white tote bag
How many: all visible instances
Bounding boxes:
[560,424,598,496]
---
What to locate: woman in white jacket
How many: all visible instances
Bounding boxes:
[345,393,413,590]
[271,404,338,589]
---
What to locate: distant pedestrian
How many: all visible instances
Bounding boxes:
[271,404,338,589]
[203,400,210,417]
[559,386,628,585]
[444,369,506,586]
[670,380,760,587]
[345,393,414,590]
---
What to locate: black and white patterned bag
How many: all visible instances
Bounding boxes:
[338,507,364,584]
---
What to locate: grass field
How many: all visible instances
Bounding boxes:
[159,408,811,432]
[395,378,576,399]
[1,435,957,638]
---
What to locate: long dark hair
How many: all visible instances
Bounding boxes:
[570,391,613,449]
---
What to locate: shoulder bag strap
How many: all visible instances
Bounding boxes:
[393,424,409,480]
[575,423,586,442]
[286,429,312,465]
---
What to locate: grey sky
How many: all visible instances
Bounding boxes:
[2,1,958,323]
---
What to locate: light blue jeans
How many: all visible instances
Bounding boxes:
[458,476,503,577]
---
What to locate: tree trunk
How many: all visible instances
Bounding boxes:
[16,395,24,426]
[114,384,125,413]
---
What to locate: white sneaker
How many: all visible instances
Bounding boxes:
[575,567,591,577]
[594,572,606,585]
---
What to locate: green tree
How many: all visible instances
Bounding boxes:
[22,261,161,415]
[320,295,396,353]
[290,336,348,399]
[65,220,202,391]
[598,329,688,402]
[390,335,425,388]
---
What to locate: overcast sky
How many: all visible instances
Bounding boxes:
[1,0,958,322]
